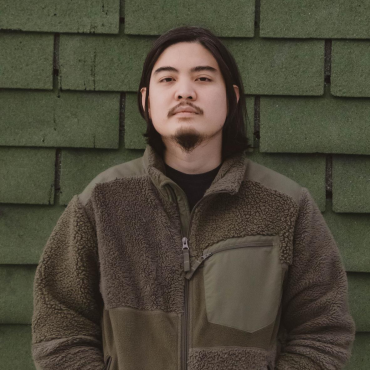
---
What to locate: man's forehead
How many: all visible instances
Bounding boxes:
[151,42,220,75]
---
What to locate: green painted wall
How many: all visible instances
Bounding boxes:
[0,0,369,368]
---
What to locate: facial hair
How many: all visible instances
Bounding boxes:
[169,126,207,153]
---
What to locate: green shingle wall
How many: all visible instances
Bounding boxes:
[260,89,370,155]
[0,325,34,370]
[0,0,120,34]
[59,31,154,91]
[1,0,370,367]
[0,90,120,148]
[124,0,255,37]
[0,32,54,90]
[333,156,370,213]
[224,37,324,96]
[324,203,370,273]
[332,41,370,97]
[0,148,55,204]
[0,205,64,264]
[260,0,370,39]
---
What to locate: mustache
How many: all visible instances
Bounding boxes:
[168,103,203,117]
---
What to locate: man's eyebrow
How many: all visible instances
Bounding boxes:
[153,65,218,75]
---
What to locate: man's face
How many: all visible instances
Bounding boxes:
[141,42,239,153]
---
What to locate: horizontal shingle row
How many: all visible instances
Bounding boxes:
[0,90,120,148]
[0,204,64,264]
[0,0,120,34]
[3,31,370,98]
[260,90,370,155]
[2,0,370,40]
[260,0,370,39]
[1,94,369,212]
[0,148,55,204]
[124,0,255,37]
[0,32,53,90]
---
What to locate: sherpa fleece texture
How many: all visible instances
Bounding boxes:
[31,145,355,370]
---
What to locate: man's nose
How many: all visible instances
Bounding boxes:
[175,81,197,100]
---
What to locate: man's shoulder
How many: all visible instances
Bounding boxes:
[78,155,146,206]
[243,157,302,206]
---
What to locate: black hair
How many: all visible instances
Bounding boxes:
[137,25,250,160]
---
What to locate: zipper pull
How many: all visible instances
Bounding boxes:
[182,237,190,272]
[185,252,213,280]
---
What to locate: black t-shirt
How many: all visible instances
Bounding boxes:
[165,162,222,211]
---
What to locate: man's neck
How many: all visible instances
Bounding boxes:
[163,140,222,175]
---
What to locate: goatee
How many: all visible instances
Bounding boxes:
[170,127,206,153]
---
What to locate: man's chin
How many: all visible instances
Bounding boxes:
[171,128,206,153]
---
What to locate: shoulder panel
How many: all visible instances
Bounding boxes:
[78,156,146,206]
[243,158,302,206]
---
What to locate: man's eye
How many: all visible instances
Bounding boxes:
[198,77,211,82]
[160,78,173,83]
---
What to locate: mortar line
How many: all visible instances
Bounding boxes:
[254,0,261,37]
[324,40,332,201]
[119,93,126,148]
[53,149,62,205]
[326,155,333,200]
[53,33,61,95]
[52,33,61,205]
[253,96,261,149]
[324,40,332,86]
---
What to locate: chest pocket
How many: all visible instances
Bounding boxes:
[201,235,283,333]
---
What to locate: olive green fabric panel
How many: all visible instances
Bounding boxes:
[247,151,326,211]
[203,236,284,333]
[105,307,180,370]
[191,266,278,350]
[60,147,142,205]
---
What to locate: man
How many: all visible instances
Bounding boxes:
[32,26,355,370]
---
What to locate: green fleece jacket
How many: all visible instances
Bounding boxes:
[31,145,355,370]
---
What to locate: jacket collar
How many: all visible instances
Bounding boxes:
[142,145,248,200]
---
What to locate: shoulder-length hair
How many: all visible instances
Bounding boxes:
[137,26,250,160]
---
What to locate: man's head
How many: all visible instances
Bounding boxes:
[138,26,249,160]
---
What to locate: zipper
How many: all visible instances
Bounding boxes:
[103,356,112,370]
[167,184,226,370]
[185,240,273,280]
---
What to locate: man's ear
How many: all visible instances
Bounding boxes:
[233,85,240,104]
[140,87,151,118]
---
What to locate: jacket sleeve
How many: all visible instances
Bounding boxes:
[275,188,356,370]
[31,195,105,370]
